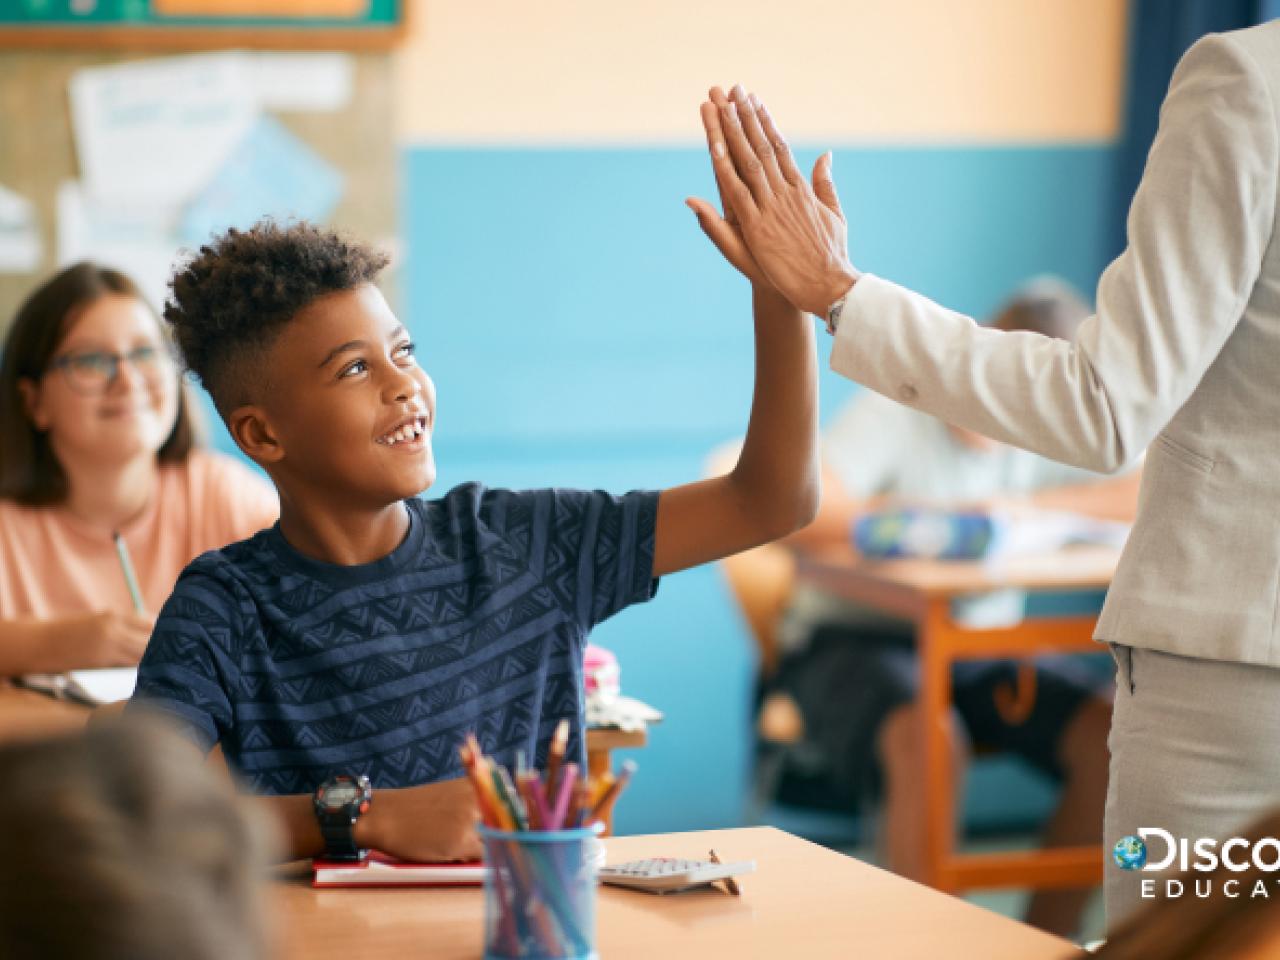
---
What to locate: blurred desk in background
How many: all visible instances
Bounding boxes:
[795,544,1118,895]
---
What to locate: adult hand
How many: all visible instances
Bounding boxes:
[697,84,859,316]
[59,610,153,670]
[360,776,482,862]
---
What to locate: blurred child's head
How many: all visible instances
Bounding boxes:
[949,277,1092,453]
[0,263,196,505]
[0,717,275,960]
[990,276,1091,342]
[165,220,436,511]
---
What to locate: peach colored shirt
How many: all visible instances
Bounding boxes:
[0,450,278,619]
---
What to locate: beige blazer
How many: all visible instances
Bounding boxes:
[830,23,1280,666]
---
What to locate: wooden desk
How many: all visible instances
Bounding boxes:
[796,545,1118,895]
[0,681,90,741]
[273,826,1080,959]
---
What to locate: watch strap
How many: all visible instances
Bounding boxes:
[824,294,848,336]
[317,813,364,860]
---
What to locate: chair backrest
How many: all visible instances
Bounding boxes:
[718,544,796,678]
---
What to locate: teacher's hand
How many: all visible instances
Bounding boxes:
[695,84,859,317]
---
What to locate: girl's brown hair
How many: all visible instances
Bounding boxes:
[0,262,197,505]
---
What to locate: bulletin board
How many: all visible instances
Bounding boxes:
[0,47,398,329]
[0,0,407,49]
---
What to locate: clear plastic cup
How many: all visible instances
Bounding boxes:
[480,823,604,960]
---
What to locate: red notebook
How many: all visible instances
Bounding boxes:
[312,851,486,888]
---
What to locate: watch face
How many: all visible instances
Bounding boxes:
[322,782,361,808]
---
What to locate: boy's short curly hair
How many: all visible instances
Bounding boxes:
[165,220,390,414]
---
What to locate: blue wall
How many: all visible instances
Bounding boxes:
[397,144,1118,835]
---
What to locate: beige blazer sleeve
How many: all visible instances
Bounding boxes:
[830,31,1279,475]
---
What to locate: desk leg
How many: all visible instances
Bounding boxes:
[919,598,956,892]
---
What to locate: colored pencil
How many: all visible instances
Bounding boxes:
[545,718,569,795]
[549,762,578,830]
[112,531,145,613]
[585,759,635,826]
[458,742,501,828]
[515,772,544,830]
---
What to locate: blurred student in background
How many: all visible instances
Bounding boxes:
[0,716,274,960]
[724,281,1140,938]
[0,263,277,678]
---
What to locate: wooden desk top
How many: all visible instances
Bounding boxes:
[0,681,90,741]
[797,545,1119,621]
[272,827,1080,959]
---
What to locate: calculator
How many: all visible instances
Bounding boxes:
[598,857,755,894]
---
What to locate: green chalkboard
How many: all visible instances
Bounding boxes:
[0,0,406,48]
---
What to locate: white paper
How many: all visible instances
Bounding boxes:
[0,183,41,273]
[178,116,344,247]
[66,667,138,705]
[987,508,1131,560]
[20,667,137,705]
[69,52,258,208]
[585,694,663,733]
[246,52,353,112]
[56,180,180,313]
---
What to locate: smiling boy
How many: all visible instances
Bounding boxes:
[131,219,817,862]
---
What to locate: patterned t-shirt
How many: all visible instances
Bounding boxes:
[131,483,659,796]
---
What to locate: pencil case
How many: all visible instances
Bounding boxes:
[852,509,997,561]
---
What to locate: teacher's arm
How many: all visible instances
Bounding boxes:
[708,31,1278,473]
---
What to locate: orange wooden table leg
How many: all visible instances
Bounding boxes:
[918,598,957,892]
[587,745,614,835]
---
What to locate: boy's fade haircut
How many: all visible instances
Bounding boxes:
[164,219,391,416]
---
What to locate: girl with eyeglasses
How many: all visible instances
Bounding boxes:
[0,263,278,679]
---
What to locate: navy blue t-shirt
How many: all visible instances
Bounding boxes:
[131,483,659,796]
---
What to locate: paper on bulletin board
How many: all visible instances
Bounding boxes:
[68,52,257,209]
[178,115,344,248]
[0,183,41,273]
[246,53,354,112]
[56,181,179,313]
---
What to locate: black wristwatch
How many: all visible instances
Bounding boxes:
[313,774,373,862]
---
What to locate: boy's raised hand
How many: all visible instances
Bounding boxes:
[686,102,769,288]
[652,93,827,577]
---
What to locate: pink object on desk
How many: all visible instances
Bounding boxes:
[584,644,620,701]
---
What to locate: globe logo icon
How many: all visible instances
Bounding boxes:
[1113,835,1147,871]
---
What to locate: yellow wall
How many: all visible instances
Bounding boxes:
[396,0,1128,145]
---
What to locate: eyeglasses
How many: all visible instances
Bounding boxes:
[47,345,175,395]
